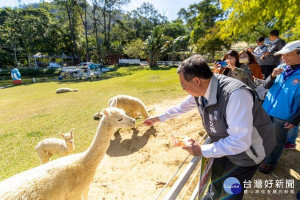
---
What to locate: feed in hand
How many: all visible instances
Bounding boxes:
[171,134,191,147]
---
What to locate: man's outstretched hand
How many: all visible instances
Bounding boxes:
[143,116,160,126]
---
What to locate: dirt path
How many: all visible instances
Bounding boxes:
[88,98,300,200]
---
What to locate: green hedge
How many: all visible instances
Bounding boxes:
[0,68,62,77]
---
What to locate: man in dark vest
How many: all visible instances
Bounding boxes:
[143,54,275,200]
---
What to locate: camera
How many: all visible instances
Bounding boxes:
[217,61,227,67]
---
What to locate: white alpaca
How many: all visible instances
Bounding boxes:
[0,107,135,200]
[94,107,155,120]
[36,129,75,164]
[109,95,149,119]
[93,95,150,120]
[94,111,103,120]
[90,73,94,80]
[56,88,78,94]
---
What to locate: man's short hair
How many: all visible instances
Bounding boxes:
[270,30,279,36]
[257,37,265,42]
[177,55,213,81]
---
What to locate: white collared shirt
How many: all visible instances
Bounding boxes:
[159,86,254,158]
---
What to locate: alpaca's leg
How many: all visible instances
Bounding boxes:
[37,148,51,164]
[83,187,89,200]
[41,152,52,163]
[46,152,53,162]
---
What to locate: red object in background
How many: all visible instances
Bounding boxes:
[13,80,22,85]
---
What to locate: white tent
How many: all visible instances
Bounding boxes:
[61,53,74,66]
[28,53,49,68]
[28,53,75,68]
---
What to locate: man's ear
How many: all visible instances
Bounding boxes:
[193,77,201,85]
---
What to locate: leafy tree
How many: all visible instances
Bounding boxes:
[196,26,230,62]
[178,0,222,31]
[90,0,103,62]
[54,0,82,63]
[177,0,225,55]
[161,35,189,61]
[169,36,189,61]
[77,0,90,62]
[130,2,167,40]
[188,0,223,43]
[0,7,63,67]
[220,0,300,41]
[161,20,187,39]
[123,38,146,59]
[92,0,130,53]
[110,13,138,44]
[135,2,167,26]
[0,8,19,67]
[146,26,168,68]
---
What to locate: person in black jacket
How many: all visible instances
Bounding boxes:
[260,30,286,79]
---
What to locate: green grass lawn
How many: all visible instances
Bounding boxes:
[0,66,186,181]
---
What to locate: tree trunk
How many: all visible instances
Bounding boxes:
[102,7,107,54]
[66,2,81,64]
[94,18,101,63]
[91,3,102,63]
[13,37,18,68]
[84,3,89,61]
[106,11,111,53]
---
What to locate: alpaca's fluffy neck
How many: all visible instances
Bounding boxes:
[65,141,74,152]
[82,117,114,169]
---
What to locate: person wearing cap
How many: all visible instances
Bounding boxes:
[143,54,275,199]
[260,30,286,79]
[253,37,268,68]
[259,40,300,174]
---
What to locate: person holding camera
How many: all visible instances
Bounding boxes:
[213,50,257,91]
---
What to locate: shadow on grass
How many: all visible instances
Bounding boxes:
[106,126,156,157]
[0,71,134,88]
[148,65,178,71]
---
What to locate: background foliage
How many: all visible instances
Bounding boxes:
[0,0,298,69]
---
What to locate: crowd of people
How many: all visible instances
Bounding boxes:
[143,30,300,199]
[213,30,299,152]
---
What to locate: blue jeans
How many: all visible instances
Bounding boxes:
[265,117,289,166]
[286,125,299,144]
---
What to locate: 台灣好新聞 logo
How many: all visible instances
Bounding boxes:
[223,177,242,194]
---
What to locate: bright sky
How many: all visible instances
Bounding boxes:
[0,0,200,21]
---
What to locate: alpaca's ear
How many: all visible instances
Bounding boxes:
[102,109,110,116]
[109,99,117,107]
[70,128,74,134]
[59,133,65,137]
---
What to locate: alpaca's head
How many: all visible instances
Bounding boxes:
[59,128,75,144]
[102,107,135,128]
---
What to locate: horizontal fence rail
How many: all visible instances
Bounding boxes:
[156,133,212,200]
